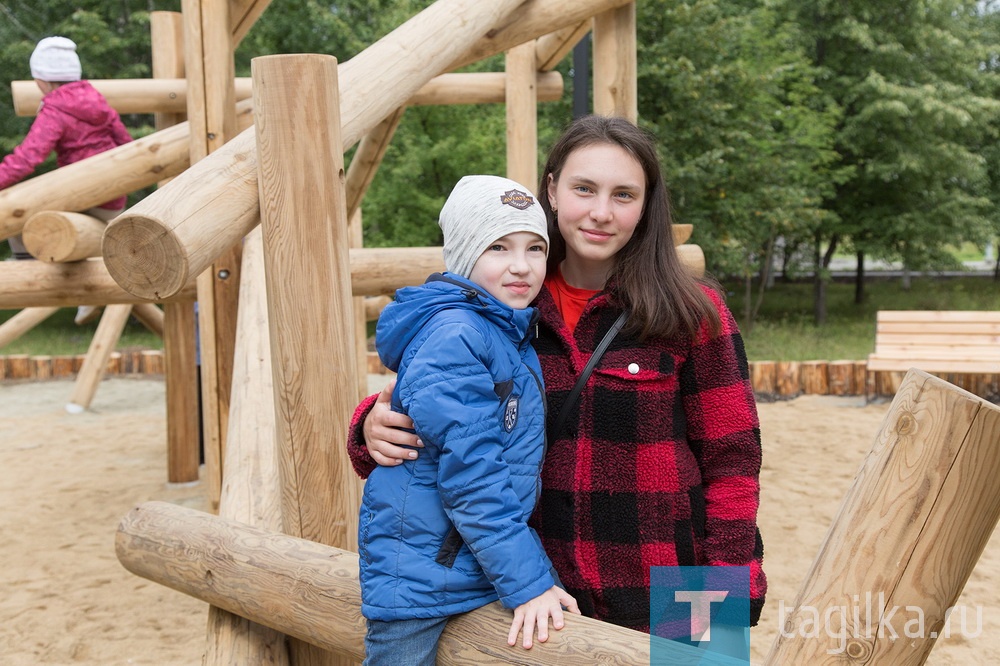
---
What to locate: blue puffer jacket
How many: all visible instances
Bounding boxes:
[359,273,554,621]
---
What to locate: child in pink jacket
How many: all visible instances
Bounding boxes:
[0,36,133,323]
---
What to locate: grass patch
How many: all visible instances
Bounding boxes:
[0,307,163,355]
[724,275,1000,361]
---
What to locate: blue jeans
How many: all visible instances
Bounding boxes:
[364,616,450,666]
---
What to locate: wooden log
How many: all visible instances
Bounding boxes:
[33,355,53,380]
[672,223,693,245]
[106,351,123,375]
[506,41,538,192]
[66,304,134,412]
[364,295,392,322]
[855,361,869,398]
[21,211,106,263]
[204,227,291,665]
[535,22,591,71]
[185,0,242,503]
[0,307,59,349]
[141,350,165,375]
[52,355,76,378]
[0,258,196,308]
[14,71,562,117]
[103,0,628,301]
[827,360,855,396]
[592,3,637,122]
[151,11,187,133]
[407,71,564,106]
[764,370,1000,664]
[451,0,631,70]
[350,210,370,403]
[751,360,777,397]
[775,361,801,398]
[0,97,255,243]
[677,243,705,278]
[116,501,662,665]
[163,303,199,483]
[131,303,165,338]
[800,360,828,395]
[230,0,273,46]
[254,55,364,666]
[255,53,362,550]
[0,122,189,241]
[7,354,30,379]
[0,246,699,307]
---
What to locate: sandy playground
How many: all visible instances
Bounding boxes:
[0,376,997,665]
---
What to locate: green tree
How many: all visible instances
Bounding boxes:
[785,0,1000,320]
[636,0,840,326]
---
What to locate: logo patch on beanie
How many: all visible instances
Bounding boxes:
[500,189,535,211]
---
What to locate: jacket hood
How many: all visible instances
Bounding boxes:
[376,273,538,372]
[42,81,118,127]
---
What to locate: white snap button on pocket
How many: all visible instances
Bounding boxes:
[627,363,640,375]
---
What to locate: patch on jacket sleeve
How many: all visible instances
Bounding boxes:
[503,395,519,432]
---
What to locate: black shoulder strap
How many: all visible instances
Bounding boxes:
[550,310,629,440]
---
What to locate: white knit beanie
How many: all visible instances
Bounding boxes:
[30,36,82,82]
[439,175,549,278]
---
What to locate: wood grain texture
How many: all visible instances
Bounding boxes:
[765,370,1000,664]
[592,3,637,122]
[506,42,538,192]
[0,307,59,349]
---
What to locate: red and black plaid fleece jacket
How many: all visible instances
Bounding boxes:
[347,283,766,632]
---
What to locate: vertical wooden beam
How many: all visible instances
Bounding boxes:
[253,53,360,666]
[183,0,241,509]
[152,9,202,487]
[592,2,637,122]
[151,11,186,128]
[204,227,291,665]
[765,370,1000,664]
[506,42,538,191]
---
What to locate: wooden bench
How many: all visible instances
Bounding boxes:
[867,311,1000,397]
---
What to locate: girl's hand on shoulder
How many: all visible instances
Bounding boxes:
[507,586,580,649]
[363,379,422,466]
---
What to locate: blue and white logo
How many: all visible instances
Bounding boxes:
[503,395,519,432]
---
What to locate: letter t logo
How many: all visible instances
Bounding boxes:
[675,590,729,641]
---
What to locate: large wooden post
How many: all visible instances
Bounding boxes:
[506,42,538,191]
[592,2,637,121]
[765,370,1000,664]
[204,227,291,665]
[183,0,242,502]
[102,0,631,302]
[254,52,360,666]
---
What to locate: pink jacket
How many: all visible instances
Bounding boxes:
[0,80,132,208]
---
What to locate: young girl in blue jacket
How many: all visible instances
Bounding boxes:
[358,175,579,665]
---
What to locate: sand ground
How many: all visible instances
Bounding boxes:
[0,377,996,664]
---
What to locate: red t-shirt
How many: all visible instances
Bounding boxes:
[544,267,600,334]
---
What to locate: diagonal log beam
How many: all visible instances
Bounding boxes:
[101,0,630,301]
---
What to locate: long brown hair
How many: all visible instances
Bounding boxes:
[539,115,721,340]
